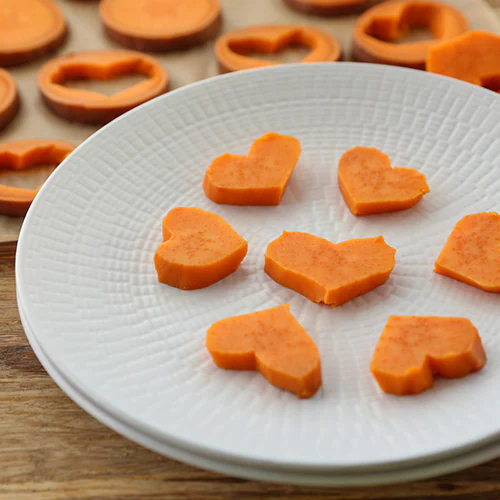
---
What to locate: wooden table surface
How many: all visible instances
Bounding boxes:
[2,3,500,498]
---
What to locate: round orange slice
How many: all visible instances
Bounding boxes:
[215,25,342,73]
[38,50,169,124]
[0,0,67,66]
[0,69,19,131]
[99,0,222,51]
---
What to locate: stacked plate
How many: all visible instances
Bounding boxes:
[16,63,500,486]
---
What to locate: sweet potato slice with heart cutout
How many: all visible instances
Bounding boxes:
[265,231,396,307]
[371,316,486,396]
[38,50,169,124]
[338,146,429,215]
[154,207,248,290]
[434,212,500,293]
[203,132,301,206]
[215,25,342,73]
[0,139,75,216]
[427,31,500,93]
[206,304,322,398]
[352,0,468,69]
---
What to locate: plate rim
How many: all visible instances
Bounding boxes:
[16,62,500,472]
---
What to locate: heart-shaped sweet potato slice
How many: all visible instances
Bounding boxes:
[434,212,500,293]
[203,132,301,206]
[338,146,429,216]
[265,231,396,307]
[154,207,248,290]
[371,316,486,395]
[427,31,500,93]
[206,304,322,398]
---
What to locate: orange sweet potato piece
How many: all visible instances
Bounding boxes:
[338,146,429,216]
[203,133,301,206]
[38,50,169,124]
[100,0,222,52]
[265,232,396,307]
[206,304,322,398]
[0,0,67,67]
[371,316,486,396]
[154,207,248,290]
[352,0,468,70]
[427,31,500,93]
[0,139,75,216]
[215,25,342,73]
[434,212,500,293]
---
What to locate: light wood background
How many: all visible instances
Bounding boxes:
[2,2,500,499]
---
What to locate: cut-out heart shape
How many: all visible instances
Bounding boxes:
[38,50,169,124]
[215,24,341,73]
[203,132,301,206]
[206,304,322,398]
[0,139,75,216]
[371,316,486,396]
[154,207,248,290]
[353,0,468,69]
[265,231,396,307]
[434,212,500,293]
[427,31,500,93]
[338,146,430,216]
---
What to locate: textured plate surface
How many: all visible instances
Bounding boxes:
[17,292,500,486]
[17,63,500,470]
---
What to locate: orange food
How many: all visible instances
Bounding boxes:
[206,304,322,398]
[265,232,396,307]
[352,0,468,70]
[203,133,301,206]
[427,31,500,93]
[0,0,67,66]
[215,25,342,73]
[38,50,169,124]
[434,212,500,293]
[338,146,429,216]
[154,207,248,290]
[283,0,371,16]
[0,139,75,217]
[100,0,222,52]
[371,316,486,396]
[0,69,19,131]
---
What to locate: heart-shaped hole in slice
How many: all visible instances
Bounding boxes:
[38,50,169,124]
[338,146,429,216]
[154,207,248,290]
[434,212,500,293]
[265,231,396,307]
[371,316,486,396]
[215,25,341,73]
[203,132,301,206]
[206,304,322,398]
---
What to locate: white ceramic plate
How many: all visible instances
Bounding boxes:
[16,63,500,473]
[18,292,500,486]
